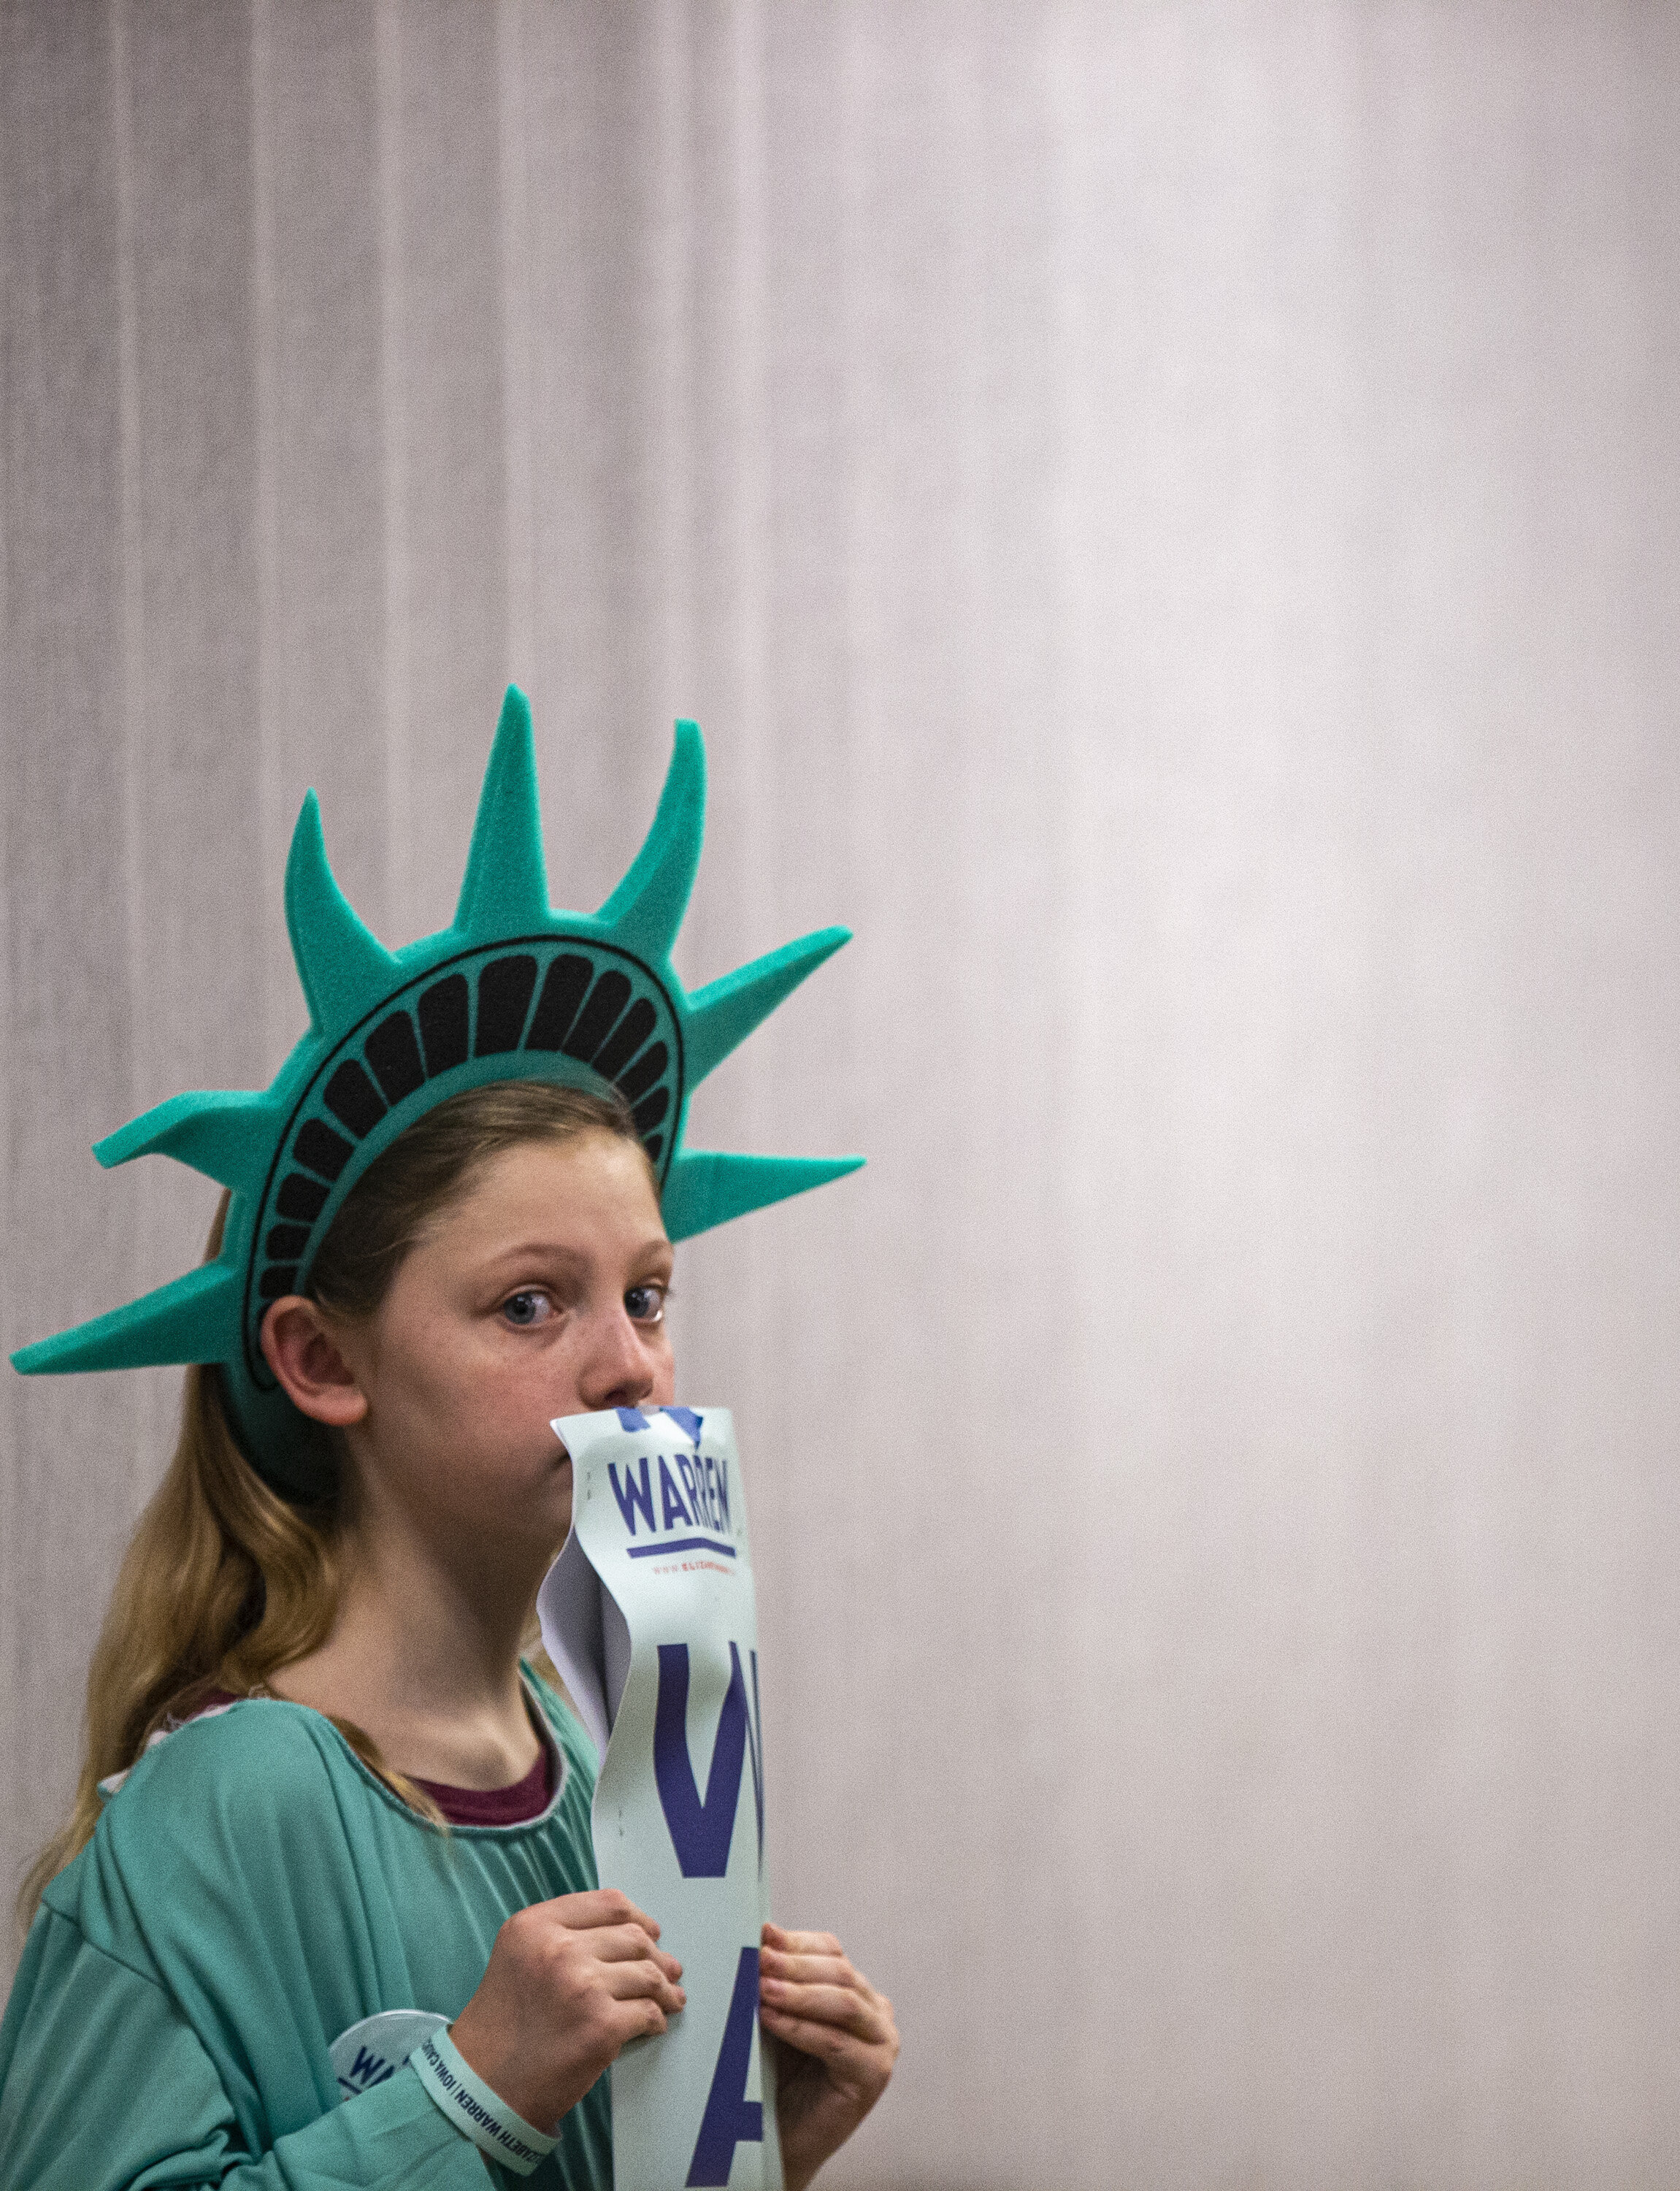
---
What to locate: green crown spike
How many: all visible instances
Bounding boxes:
[285,793,403,1040]
[661,1150,864,1241]
[13,1262,242,1377]
[93,1090,281,1196]
[594,716,707,960]
[686,928,852,1084]
[12,688,861,1499]
[453,686,551,933]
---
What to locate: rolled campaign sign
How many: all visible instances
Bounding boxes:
[539,1405,782,2191]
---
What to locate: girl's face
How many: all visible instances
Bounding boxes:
[331,1128,675,1559]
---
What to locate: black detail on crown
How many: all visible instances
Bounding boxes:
[324,1062,386,1139]
[564,970,631,1061]
[526,955,591,1048]
[245,938,684,1383]
[475,955,538,1054]
[616,1040,667,1104]
[275,1173,329,1223]
[420,976,470,1074]
[592,997,656,1081]
[295,1120,353,1181]
[366,1012,425,1104]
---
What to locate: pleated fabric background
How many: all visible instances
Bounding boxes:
[5,4,1680,2186]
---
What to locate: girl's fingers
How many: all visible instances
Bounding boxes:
[759,1948,861,1989]
[759,2007,849,2060]
[593,1924,683,1977]
[560,1889,664,1939]
[762,1924,840,1957]
[760,1979,888,2041]
[760,2006,893,2085]
[759,1921,899,2108]
[605,1959,687,2006]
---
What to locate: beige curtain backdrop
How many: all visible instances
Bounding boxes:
[6,4,1680,2186]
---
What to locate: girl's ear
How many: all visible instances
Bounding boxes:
[259,1298,369,1427]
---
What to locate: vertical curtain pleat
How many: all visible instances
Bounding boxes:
[1,0,142,1847]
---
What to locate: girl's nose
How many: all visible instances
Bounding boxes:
[575,1307,657,1412]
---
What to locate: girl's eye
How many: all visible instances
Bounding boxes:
[625,1284,667,1326]
[501,1290,554,1328]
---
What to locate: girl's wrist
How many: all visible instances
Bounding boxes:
[410,2023,559,2177]
[443,2009,557,2138]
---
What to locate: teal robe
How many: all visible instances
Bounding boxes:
[0,1678,613,2190]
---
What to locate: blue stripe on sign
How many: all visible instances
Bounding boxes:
[626,1535,737,1561]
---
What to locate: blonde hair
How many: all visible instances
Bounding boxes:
[20,1079,646,1927]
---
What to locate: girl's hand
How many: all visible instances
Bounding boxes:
[759,1921,899,2191]
[450,1888,686,2131]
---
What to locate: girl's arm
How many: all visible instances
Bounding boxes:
[0,1908,488,2191]
[0,1703,675,2191]
[759,1922,900,2191]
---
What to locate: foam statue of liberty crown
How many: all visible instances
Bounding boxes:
[11,688,860,1499]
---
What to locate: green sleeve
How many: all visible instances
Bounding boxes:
[0,1909,491,2191]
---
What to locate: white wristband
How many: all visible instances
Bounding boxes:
[408,2024,560,2178]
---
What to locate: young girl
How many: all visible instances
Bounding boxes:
[0,697,895,2188]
